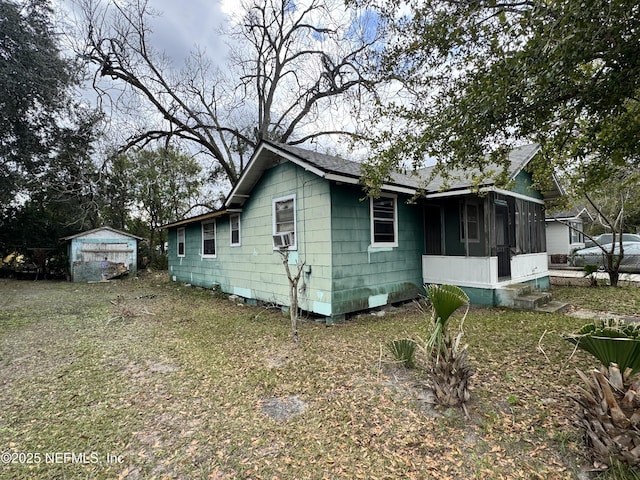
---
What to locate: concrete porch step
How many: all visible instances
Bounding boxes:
[499,282,534,297]
[535,300,571,314]
[513,291,552,310]
[497,282,570,314]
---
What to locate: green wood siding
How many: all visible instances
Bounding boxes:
[511,170,543,200]
[330,184,424,316]
[167,161,426,318]
[168,162,334,315]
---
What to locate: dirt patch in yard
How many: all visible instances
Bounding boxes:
[260,395,307,421]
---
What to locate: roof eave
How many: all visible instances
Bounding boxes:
[161,210,229,229]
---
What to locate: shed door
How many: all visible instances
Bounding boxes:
[81,243,130,264]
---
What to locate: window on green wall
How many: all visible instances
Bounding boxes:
[177,228,185,257]
[371,194,398,247]
[202,221,216,257]
[230,214,241,246]
[273,194,296,249]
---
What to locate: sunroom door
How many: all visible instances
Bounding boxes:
[496,203,511,278]
[424,205,443,255]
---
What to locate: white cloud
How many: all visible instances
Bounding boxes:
[146,0,230,64]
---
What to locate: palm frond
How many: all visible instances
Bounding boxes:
[565,320,640,377]
[385,338,417,368]
[427,284,469,327]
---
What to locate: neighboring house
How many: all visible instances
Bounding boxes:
[545,207,593,266]
[61,227,143,282]
[164,140,562,321]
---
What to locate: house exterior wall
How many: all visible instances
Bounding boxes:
[422,253,547,288]
[546,222,568,255]
[422,254,549,305]
[511,170,544,200]
[421,170,550,306]
[167,162,334,315]
[167,162,426,319]
[330,184,424,316]
[546,219,585,264]
[67,230,138,282]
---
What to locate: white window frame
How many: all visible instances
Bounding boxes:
[177,227,185,257]
[460,202,480,243]
[201,220,216,258]
[370,194,398,248]
[569,220,583,244]
[230,213,241,247]
[272,194,297,250]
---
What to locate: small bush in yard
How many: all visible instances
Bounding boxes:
[565,319,640,469]
[385,338,417,368]
[385,284,474,413]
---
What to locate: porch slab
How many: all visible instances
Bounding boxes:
[535,300,571,314]
[513,291,552,310]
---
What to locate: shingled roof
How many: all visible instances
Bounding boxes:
[225,140,559,209]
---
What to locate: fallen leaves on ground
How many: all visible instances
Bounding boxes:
[0,276,599,479]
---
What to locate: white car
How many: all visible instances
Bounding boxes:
[571,242,640,272]
[584,233,640,248]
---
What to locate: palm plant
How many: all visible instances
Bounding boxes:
[424,284,473,411]
[386,338,417,368]
[565,320,640,467]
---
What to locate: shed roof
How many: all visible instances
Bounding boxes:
[60,226,145,241]
[546,207,593,222]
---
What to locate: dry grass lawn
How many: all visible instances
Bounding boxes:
[1,275,639,479]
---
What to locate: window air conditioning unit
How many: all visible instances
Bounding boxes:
[273,232,293,249]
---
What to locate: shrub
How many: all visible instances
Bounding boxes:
[386,338,417,368]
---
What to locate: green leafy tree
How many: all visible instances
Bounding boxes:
[100,153,134,231]
[0,103,103,257]
[117,147,205,262]
[0,0,105,265]
[357,0,640,198]
[37,109,104,231]
[0,0,75,211]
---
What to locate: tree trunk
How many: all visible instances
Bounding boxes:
[605,253,621,287]
[609,269,620,287]
[279,250,304,344]
[289,280,299,344]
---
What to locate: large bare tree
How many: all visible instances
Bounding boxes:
[76,0,384,187]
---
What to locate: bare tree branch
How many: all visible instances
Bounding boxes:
[75,0,384,187]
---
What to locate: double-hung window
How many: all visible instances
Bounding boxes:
[177,228,185,257]
[202,221,216,257]
[273,195,296,249]
[230,214,241,246]
[371,194,398,247]
[569,221,583,244]
[460,202,480,242]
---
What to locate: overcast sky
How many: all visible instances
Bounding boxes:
[57,0,235,65]
[145,0,233,64]
[53,0,385,165]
